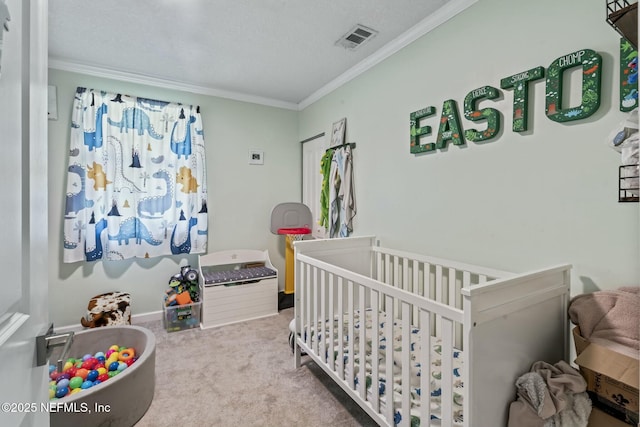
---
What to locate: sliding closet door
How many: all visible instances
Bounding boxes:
[301,134,328,238]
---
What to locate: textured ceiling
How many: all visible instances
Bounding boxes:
[48,0,472,108]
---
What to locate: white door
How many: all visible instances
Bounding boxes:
[301,134,329,238]
[0,0,50,426]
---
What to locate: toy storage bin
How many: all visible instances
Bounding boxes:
[163,300,202,332]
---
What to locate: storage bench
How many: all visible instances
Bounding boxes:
[199,249,278,329]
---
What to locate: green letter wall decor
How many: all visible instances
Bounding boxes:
[463,85,501,143]
[500,66,545,132]
[619,38,638,112]
[545,49,602,122]
[436,100,465,149]
[409,106,436,153]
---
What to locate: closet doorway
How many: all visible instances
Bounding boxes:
[301,133,328,238]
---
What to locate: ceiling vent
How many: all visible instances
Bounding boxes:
[335,24,378,50]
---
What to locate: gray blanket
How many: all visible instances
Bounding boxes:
[508,361,591,427]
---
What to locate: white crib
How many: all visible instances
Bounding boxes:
[292,236,571,427]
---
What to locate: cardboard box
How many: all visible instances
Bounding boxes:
[163,301,202,332]
[589,407,632,427]
[573,327,639,426]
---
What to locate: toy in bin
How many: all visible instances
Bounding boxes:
[164,265,200,307]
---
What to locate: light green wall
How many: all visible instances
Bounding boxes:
[299,0,639,295]
[49,0,638,327]
[48,69,299,327]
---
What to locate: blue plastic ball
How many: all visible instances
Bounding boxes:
[108,361,120,372]
[86,370,99,382]
[56,378,70,389]
[82,354,92,362]
[55,386,69,398]
[81,380,93,389]
[49,365,56,374]
[116,362,127,372]
[94,351,105,359]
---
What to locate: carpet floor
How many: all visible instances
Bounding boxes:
[134,308,377,427]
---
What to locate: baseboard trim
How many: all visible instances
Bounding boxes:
[54,310,164,334]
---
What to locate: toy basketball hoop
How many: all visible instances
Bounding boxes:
[277,226,312,241]
[270,203,313,296]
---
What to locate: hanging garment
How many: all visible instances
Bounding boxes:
[339,146,356,237]
[318,148,334,230]
[328,146,356,238]
[63,88,208,262]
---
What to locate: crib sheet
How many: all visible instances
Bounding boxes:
[303,309,464,426]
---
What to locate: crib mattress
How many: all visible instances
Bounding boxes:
[202,266,277,286]
[301,309,464,426]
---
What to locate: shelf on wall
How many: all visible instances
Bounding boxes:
[607,0,638,48]
[619,164,639,202]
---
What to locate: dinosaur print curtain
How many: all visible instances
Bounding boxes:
[63,87,208,263]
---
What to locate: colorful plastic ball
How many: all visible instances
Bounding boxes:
[116,362,127,372]
[80,380,93,389]
[105,349,114,358]
[97,367,107,375]
[75,368,89,380]
[49,389,55,399]
[70,388,82,395]
[97,373,109,382]
[107,371,118,378]
[63,361,74,372]
[94,351,105,359]
[86,370,99,382]
[56,378,70,389]
[66,367,77,378]
[109,345,119,351]
[125,359,135,367]
[108,361,120,372]
[49,365,56,374]
[49,370,59,381]
[82,354,92,361]
[69,376,83,389]
[55,386,69,398]
[96,355,106,364]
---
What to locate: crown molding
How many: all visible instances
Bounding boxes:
[297,0,477,110]
[48,58,300,111]
[49,0,476,113]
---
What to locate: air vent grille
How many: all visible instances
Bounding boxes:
[336,24,378,50]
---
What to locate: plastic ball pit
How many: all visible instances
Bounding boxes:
[49,326,156,427]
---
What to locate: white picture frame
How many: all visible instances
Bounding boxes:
[331,118,346,147]
[248,149,264,165]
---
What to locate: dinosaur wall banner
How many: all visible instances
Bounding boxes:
[409,46,637,154]
[63,87,208,263]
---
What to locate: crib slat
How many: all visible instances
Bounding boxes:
[337,276,345,380]
[384,295,394,424]
[312,266,319,356]
[420,310,431,427]
[328,272,335,371]
[441,318,454,427]
[370,291,380,412]
[305,264,311,349]
[320,269,327,364]
[358,285,366,401]
[448,267,456,308]
[435,265,442,337]
[412,260,419,327]
[401,302,411,427]
[347,280,355,390]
